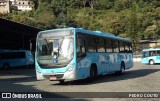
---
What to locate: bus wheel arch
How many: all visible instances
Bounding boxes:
[89,63,97,81]
[149,59,154,65]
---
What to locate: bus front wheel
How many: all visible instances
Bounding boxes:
[149,60,154,65]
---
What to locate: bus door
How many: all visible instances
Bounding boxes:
[76,34,88,78]
[142,51,149,63]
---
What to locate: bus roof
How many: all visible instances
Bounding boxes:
[75,28,131,43]
[142,48,160,51]
[38,27,131,43]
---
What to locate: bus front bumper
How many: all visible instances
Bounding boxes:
[36,69,78,81]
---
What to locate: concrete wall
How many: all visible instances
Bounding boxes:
[0,0,11,14]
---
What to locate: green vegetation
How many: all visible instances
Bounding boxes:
[1,0,160,50]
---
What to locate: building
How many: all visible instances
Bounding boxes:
[139,40,160,49]
[0,0,11,14]
[15,0,33,11]
[10,0,15,5]
[0,0,33,13]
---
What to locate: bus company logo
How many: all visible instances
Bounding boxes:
[2,93,11,98]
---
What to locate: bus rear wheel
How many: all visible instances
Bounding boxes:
[118,63,125,75]
[89,67,97,81]
[149,60,154,65]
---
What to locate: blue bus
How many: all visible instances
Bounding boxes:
[35,28,133,83]
[142,48,160,65]
[0,50,34,69]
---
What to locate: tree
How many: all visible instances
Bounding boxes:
[144,25,158,39]
[107,18,124,36]
[126,2,139,51]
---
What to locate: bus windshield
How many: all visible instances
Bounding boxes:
[36,30,74,68]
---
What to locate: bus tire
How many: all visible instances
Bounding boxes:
[89,66,97,81]
[59,80,65,84]
[119,63,125,75]
[3,63,10,69]
[149,60,154,65]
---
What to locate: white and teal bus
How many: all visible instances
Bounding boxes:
[142,48,160,65]
[0,50,34,69]
[35,28,133,83]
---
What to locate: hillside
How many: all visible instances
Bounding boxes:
[1,0,160,50]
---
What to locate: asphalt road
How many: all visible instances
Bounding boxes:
[0,62,160,101]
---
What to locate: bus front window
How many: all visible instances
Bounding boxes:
[36,31,74,68]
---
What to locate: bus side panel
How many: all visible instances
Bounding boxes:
[124,53,133,69]
[8,58,26,67]
[76,54,93,79]
[25,51,34,66]
[76,53,106,79]
[155,56,160,63]
[142,57,149,64]
[142,56,156,64]
[76,52,133,79]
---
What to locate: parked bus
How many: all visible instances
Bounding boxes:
[142,48,160,65]
[0,50,34,69]
[35,28,133,83]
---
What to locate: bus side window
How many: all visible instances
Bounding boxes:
[129,43,133,53]
[119,41,124,53]
[77,34,86,58]
[105,38,112,52]
[97,38,105,52]
[157,50,160,56]
[87,35,96,52]
[124,42,129,53]
[149,51,156,56]
[112,40,119,53]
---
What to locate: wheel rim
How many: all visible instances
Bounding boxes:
[150,60,154,65]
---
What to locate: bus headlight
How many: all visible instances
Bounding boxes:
[67,64,74,72]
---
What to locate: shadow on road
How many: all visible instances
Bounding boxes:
[54,68,160,85]
[0,66,35,76]
[0,68,89,100]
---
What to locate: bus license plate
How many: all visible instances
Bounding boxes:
[50,76,57,80]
